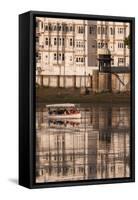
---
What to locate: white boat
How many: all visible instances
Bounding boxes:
[46,103,81,119]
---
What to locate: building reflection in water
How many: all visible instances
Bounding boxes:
[35,104,130,183]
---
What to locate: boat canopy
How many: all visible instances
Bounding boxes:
[46,103,76,108]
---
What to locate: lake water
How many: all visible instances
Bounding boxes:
[35,103,130,183]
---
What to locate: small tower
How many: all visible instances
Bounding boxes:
[97,48,112,92]
[97,48,112,73]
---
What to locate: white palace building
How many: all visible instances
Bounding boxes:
[36,17,130,88]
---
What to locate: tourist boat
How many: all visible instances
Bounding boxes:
[46,103,81,119]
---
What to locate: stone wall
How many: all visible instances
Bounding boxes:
[36,71,130,93]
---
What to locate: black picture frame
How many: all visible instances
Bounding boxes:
[19,10,135,189]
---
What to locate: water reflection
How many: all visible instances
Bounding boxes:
[36,104,130,183]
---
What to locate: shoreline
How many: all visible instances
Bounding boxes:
[36,87,130,104]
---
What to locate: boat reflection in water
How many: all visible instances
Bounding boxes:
[48,119,81,129]
[36,104,130,183]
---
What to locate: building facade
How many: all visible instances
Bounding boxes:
[36,17,130,76]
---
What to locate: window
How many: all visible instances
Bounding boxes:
[49,24,52,31]
[70,38,73,46]
[58,25,62,31]
[90,27,92,34]
[62,25,69,32]
[105,43,108,48]
[97,26,106,35]
[45,25,48,31]
[78,26,84,33]
[118,28,124,34]
[118,42,124,48]
[76,57,84,63]
[89,26,96,34]
[118,58,124,64]
[79,42,81,47]
[45,37,48,45]
[54,38,57,45]
[76,40,84,48]
[53,53,65,61]
[54,53,57,60]
[70,26,73,31]
[98,42,105,48]
[110,27,115,35]
[58,53,61,60]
